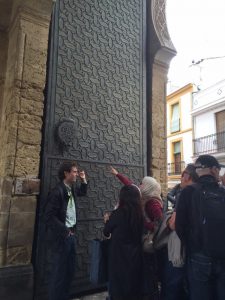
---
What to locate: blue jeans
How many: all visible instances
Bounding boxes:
[161,261,187,300]
[158,248,187,300]
[188,253,225,300]
[49,235,76,300]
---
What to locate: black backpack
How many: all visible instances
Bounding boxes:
[198,185,225,259]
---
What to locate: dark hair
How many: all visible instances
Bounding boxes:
[119,185,143,238]
[185,163,199,183]
[58,161,77,181]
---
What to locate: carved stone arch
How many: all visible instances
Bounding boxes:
[146,0,176,190]
[151,0,176,64]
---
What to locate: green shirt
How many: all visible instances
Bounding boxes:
[64,184,76,228]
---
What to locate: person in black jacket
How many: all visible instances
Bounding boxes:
[159,164,198,300]
[176,155,225,300]
[44,161,88,300]
[103,184,143,300]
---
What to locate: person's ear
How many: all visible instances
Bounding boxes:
[210,166,219,177]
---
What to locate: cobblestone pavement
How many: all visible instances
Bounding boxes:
[73,291,108,300]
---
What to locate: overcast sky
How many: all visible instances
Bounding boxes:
[166,0,225,88]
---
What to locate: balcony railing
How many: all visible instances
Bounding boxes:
[193,131,225,156]
[168,161,186,176]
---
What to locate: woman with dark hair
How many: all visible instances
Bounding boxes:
[103,185,143,300]
[110,167,163,300]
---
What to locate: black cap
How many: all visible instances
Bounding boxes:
[195,155,225,169]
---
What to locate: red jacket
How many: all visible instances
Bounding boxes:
[116,173,163,232]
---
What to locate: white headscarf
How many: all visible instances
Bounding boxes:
[140,176,162,204]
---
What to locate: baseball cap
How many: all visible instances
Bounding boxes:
[194,155,225,169]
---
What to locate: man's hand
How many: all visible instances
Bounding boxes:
[103,212,111,223]
[79,170,86,181]
[167,211,176,231]
[110,166,118,176]
[67,230,75,237]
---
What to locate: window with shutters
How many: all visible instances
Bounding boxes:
[173,141,181,173]
[171,103,180,133]
[216,110,225,151]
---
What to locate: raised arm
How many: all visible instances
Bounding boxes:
[110,166,133,185]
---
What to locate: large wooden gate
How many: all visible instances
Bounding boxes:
[35,0,147,297]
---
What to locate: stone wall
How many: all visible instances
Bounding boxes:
[0,0,53,267]
[151,60,168,194]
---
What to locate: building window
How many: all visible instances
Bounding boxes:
[216,110,225,133]
[216,110,225,151]
[173,141,181,173]
[171,103,180,133]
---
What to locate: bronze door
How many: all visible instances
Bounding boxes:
[35,0,147,298]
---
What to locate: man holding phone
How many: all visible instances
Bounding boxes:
[44,161,88,300]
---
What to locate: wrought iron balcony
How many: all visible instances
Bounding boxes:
[168,161,186,176]
[193,131,225,156]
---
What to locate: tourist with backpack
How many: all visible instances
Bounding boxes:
[176,154,225,300]
[159,164,198,300]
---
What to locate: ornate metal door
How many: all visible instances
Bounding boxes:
[35,0,147,297]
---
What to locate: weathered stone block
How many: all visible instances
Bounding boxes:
[0,249,6,266]
[6,245,32,265]
[24,47,47,70]
[5,96,20,114]
[8,212,35,231]
[20,84,44,102]
[7,228,35,248]
[20,99,44,116]
[0,230,7,249]
[14,157,40,177]
[6,124,17,143]
[5,158,15,177]
[19,114,42,130]
[17,144,41,159]
[5,142,17,157]
[18,127,41,145]
[0,213,9,231]
[23,63,46,87]
[14,178,40,195]
[10,196,37,213]
[0,197,11,213]
[2,177,13,196]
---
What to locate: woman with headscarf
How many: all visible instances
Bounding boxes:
[103,184,144,300]
[110,167,163,300]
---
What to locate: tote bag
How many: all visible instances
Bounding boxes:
[89,239,108,284]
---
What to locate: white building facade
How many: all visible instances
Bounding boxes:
[167,84,194,188]
[192,79,225,167]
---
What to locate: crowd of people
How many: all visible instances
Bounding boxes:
[44,154,225,300]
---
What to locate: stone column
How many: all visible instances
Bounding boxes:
[147,0,176,195]
[0,1,53,299]
[151,59,170,193]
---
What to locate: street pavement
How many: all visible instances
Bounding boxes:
[73,291,108,300]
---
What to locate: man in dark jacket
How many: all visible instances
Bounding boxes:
[45,161,88,300]
[176,155,225,300]
[160,164,198,300]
